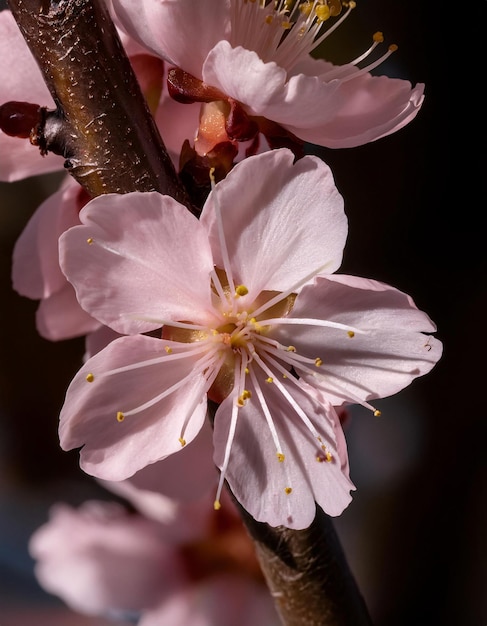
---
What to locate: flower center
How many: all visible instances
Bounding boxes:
[230,0,353,72]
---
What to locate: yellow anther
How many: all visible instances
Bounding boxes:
[388,44,398,52]
[116,411,125,422]
[325,451,333,462]
[235,284,249,297]
[265,14,273,24]
[374,409,382,417]
[299,1,313,16]
[315,357,323,367]
[281,20,292,29]
[373,31,384,43]
[348,1,356,8]
[179,437,186,446]
[277,453,285,462]
[315,4,330,22]
[85,373,94,383]
[347,330,355,338]
[328,0,343,16]
[245,367,249,374]
[238,389,252,406]
[214,499,221,510]
[164,346,173,354]
[317,456,323,463]
[266,377,274,384]
[287,345,296,352]
[284,487,293,495]
[86,237,94,244]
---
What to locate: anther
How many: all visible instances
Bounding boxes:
[86,238,94,244]
[179,437,186,446]
[374,409,382,417]
[347,330,355,338]
[266,377,274,383]
[373,31,384,43]
[277,453,285,462]
[235,284,249,297]
[284,487,293,494]
[315,357,323,367]
[165,346,173,354]
[214,499,221,510]
[85,373,94,383]
[116,411,125,422]
[287,345,296,352]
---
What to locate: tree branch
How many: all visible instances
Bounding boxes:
[7,0,191,207]
[6,1,374,624]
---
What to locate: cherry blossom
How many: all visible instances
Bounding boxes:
[58,148,441,529]
[112,0,425,153]
[29,489,279,625]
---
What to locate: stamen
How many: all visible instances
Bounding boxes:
[85,373,94,383]
[248,364,286,460]
[257,316,366,335]
[251,261,333,319]
[213,353,246,510]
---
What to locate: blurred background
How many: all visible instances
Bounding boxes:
[0,1,485,625]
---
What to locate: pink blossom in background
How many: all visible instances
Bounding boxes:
[112,0,425,154]
[58,148,442,529]
[29,489,280,626]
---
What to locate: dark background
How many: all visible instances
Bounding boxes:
[0,1,485,625]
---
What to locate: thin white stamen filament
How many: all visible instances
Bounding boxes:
[252,352,323,441]
[214,354,246,508]
[209,186,236,308]
[122,349,221,418]
[257,317,367,335]
[248,363,284,458]
[127,316,212,332]
[251,261,333,319]
[178,351,228,443]
[210,268,229,307]
[101,342,212,378]
[338,46,397,83]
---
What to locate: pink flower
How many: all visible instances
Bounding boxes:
[58,148,441,529]
[29,490,280,625]
[112,0,425,151]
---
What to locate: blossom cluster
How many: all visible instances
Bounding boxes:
[0,0,441,622]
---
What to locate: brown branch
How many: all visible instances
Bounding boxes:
[237,501,373,626]
[7,2,374,624]
[7,0,191,208]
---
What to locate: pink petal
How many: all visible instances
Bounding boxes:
[202,42,424,148]
[29,501,184,615]
[0,11,62,181]
[141,575,279,626]
[273,275,442,406]
[112,0,231,79]
[201,149,347,299]
[12,177,82,300]
[59,335,209,480]
[213,373,354,529]
[104,419,217,514]
[59,191,217,335]
[36,282,101,341]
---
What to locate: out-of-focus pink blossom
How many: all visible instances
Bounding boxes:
[29,487,280,625]
[112,0,425,153]
[58,148,442,529]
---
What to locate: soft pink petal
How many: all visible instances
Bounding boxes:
[84,325,122,360]
[140,575,279,626]
[59,191,217,335]
[103,419,217,515]
[59,335,209,480]
[273,275,443,406]
[201,149,347,299]
[202,42,424,148]
[202,43,295,116]
[0,10,62,180]
[29,501,184,615]
[213,372,354,529]
[12,177,82,300]
[112,0,231,79]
